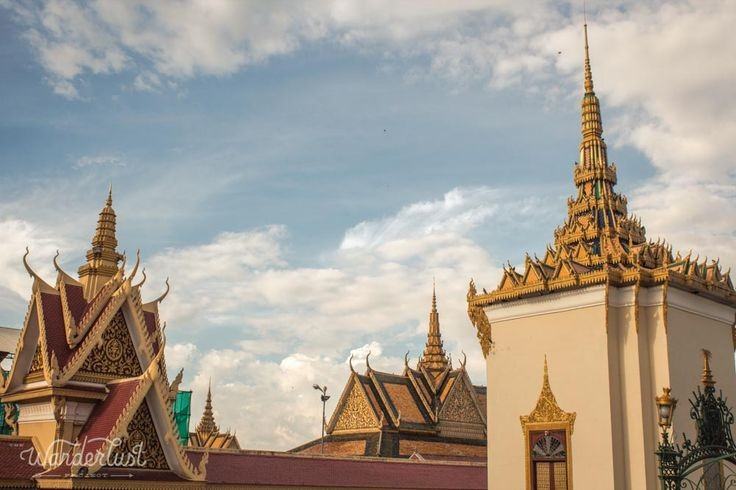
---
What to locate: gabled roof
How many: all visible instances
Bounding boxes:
[0,327,20,356]
[0,258,167,394]
[35,347,205,481]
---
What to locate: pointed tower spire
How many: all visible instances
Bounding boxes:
[78,187,124,298]
[551,21,647,264]
[579,22,606,168]
[419,280,450,376]
[197,379,219,435]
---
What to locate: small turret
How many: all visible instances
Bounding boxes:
[78,186,124,298]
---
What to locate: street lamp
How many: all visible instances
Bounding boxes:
[312,384,330,454]
[656,387,677,432]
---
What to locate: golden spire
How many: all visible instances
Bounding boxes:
[584,23,593,93]
[196,379,219,435]
[419,281,450,375]
[579,22,606,168]
[701,349,715,388]
[78,186,124,298]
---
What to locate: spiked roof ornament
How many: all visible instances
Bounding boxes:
[78,187,124,298]
[197,379,219,435]
[418,281,450,375]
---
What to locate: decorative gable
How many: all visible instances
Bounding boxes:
[107,400,168,470]
[440,376,483,424]
[333,380,379,432]
[79,311,142,378]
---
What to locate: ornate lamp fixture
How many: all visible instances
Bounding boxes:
[655,387,677,431]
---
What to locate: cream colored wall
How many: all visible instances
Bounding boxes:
[484,284,736,490]
[486,301,616,490]
[665,303,736,445]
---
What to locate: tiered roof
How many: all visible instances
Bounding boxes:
[292,288,486,461]
[467,25,736,356]
[0,191,205,482]
[189,381,240,450]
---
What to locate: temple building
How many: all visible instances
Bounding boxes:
[188,381,240,450]
[0,191,486,488]
[292,286,487,461]
[467,24,736,490]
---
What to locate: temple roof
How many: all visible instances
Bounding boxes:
[0,326,20,357]
[467,24,736,355]
[293,289,486,461]
[190,380,240,450]
[0,190,205,483]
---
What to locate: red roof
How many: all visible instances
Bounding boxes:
[188,450,487,489]
[39,292,76,369]
[0,437,42,486]
[74,379,141,456]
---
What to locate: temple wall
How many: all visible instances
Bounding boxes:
[484,285,616,490]
[483,283,736,490]
[664,289,736,446]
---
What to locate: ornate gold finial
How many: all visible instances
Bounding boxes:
[419,281,450,375]
[701,349,715,387]
[583,23,593,93]
[197,378,219,435]
[78,188,124,298]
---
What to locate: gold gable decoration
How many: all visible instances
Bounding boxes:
[441,377,483,424]
[28,344,43,373]
[520,357,576,430]
[79,311,142,378]
[108,400,169,470]
[333,380,379,432]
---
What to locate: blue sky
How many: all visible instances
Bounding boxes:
[0,0,734,449]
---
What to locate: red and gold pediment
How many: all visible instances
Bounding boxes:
[78,311,142,380]
[107,399,169,470]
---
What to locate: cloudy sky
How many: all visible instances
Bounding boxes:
[0,0,734,450]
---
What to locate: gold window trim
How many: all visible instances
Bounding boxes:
[520,356,576,490]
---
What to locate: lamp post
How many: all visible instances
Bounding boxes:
[312,384,330,454]
[655,386,678,489]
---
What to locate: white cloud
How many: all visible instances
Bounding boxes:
[144,186,537,449]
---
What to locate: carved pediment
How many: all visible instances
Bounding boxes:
[107,400,168,470]
[332,380,379,432]
[79,311,142,378]
[440,376,483,424]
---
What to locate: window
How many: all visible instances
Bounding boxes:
[530,430,568,490]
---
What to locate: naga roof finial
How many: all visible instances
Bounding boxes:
[153,278,170,304]
[129,249,141,281]
[134,268,147,288]
[365,351,372,373]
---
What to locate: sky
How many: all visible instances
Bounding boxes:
[0,0,734,450]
